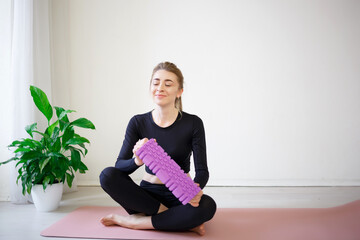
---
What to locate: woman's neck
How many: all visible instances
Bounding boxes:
[152,107,179,128]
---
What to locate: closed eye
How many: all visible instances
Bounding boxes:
[165,79,173,86]
[152,79,160,85]
[152,78,174,87]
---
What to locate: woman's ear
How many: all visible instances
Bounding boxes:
[177,88,184,98]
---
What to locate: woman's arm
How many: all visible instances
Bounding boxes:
[115,116,141,174]
[192,116,209,189]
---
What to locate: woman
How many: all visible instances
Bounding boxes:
[99,62,216,236]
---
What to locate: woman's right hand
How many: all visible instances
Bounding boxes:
[132,138,149,166]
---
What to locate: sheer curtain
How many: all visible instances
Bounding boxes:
[0,0,75,203]
[9,0,35,204]
[7,0,54,203]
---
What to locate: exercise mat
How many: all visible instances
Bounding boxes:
[41,200,360,240]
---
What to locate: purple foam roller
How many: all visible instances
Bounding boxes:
[136,138,201,205]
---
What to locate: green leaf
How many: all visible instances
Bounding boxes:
[51,127,60,140]
[78,161,88,173]
[71,118,95,130]
[52,137,61,152]
[46,120,59,136]
[30,85,53,123]
[20,151,43,161]
[55,106,65,117]
[17,167,23,176]
[22,182,26,195]
[16,174,22,184]
[55,107,73,131]
[32,171,43,185]
[9,138,40,151]
[66,172,74,188]
[59,110,76,121]
[62,126,74,147]
[0,157,18,166]
[68,146,85,157]
[25,123,37,138]
[40,137,47,150]
[56,157,70,178]
[66,137,90,146]
[48,127,61,152]
[40,157,51,173]
[78,143,88,155]
[15,158,27,168]
[70,148,81,171]
[48,152,66,159]
[59,120,67,132]
[26,181,32,195]
[22,138,37,149]
[55,107,71,120]
[14,148,32,153]
[42,176,51,190]
[8,140,22,148]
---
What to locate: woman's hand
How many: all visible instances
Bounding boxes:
[188,183,203,207]
[132,138,149,166]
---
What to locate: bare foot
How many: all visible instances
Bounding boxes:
[100,213,154,230]
[100,214,122,226]
[190,223,206,236]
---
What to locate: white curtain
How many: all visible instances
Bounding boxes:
[9,0,35,204]
[0,0,75,202]
[8,0,55,203]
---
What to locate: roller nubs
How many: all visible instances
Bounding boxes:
[136,139,201,205]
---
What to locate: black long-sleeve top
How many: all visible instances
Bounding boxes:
[115,111,209,189]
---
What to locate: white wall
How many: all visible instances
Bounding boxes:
[32,0,360,188]
[48,0,360,187]
[1,0,359,201]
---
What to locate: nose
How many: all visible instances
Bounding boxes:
[156,82,165,92]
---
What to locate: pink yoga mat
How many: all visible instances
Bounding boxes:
[41,200,360,240]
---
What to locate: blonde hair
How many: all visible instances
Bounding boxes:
[151,62,184,112]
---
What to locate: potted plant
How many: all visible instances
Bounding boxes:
[0,85,95,211]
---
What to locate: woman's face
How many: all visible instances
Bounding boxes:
[150,70,183,108]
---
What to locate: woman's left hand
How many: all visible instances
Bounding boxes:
[188,183,203,207]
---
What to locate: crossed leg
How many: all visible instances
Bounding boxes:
[99,167,214,236]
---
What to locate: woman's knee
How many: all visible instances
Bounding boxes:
[199,194,217,221]
[99,167,113,189]
[99,167,125,189]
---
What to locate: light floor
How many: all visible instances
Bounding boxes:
[0,186,360,240]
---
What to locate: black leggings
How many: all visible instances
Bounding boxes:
[99,167,217,231]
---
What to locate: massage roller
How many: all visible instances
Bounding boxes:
[136,138,201,205]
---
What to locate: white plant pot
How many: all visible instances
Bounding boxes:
[31,183,64,212]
